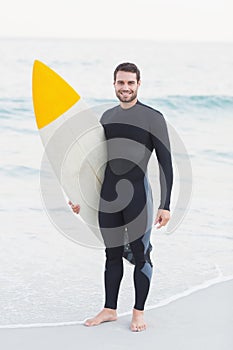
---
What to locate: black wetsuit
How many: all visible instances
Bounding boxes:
[98,100,173,311]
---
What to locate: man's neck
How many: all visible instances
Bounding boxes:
[120,98,138,110]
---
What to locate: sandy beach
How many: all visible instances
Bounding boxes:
[1,279,232,350]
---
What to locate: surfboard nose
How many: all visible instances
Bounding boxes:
[32,60,80,129]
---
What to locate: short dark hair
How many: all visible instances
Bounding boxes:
[114,62,141,82]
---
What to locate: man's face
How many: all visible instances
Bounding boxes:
[114,71,140,103]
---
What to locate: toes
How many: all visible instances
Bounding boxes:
[130,324,137,332]
[131,323,146,332]
[131,325,139,332]
[84,319,94,326]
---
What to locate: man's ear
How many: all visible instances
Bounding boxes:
[138,80,141,86]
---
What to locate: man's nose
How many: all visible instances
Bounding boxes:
[122,83,130,89]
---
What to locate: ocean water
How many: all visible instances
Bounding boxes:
[0,38,233,327]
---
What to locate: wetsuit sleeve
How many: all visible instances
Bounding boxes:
[150,113,173,211]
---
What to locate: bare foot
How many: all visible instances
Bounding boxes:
[130,309,147,332]
[84,308,117,327]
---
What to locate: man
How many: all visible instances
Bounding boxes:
[69,62,173,332]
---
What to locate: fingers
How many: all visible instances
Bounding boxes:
[154,210,170,229]
[68,201,81,214]
[156,216,169,229]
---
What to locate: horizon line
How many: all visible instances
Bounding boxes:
[0,36,232,44]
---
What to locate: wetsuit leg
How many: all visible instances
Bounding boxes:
[129,231,153,310]
[99,180,126,309]
[123,174,154,310]
[104,245,124,309]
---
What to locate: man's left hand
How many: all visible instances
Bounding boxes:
[155,209,170,229]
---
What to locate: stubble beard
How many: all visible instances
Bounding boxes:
[115,90,138,103]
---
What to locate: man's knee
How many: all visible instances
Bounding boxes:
[130,240,153,266]
[105,246,124,263]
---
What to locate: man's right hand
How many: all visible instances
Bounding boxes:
[68,200,81,214]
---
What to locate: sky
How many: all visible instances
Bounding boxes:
[0,0,232,42]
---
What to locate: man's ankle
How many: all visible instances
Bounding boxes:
[104,307,117,311]
[133,308,144,313]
